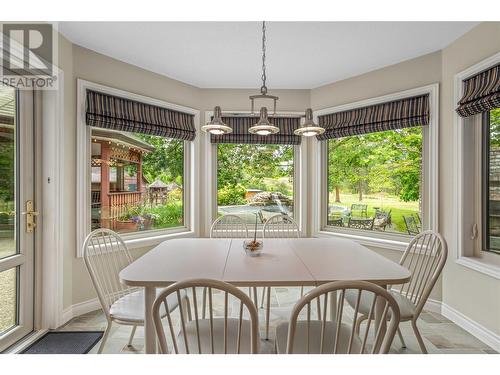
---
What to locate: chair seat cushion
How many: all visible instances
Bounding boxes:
[275,320,361,354]
[109,289,185,323]
[176,318,258,354]
[345,289,415,320]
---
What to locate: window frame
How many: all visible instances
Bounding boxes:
[203,110,307,237]
[454,51,500,279]
[311,84,439,251]
[480,110,500,255]
[76,79,200,256]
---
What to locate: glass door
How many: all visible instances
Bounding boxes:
[0,84,35,352]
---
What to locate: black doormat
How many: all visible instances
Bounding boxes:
[21,331,104,354]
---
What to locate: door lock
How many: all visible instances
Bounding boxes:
[21,200,39,233]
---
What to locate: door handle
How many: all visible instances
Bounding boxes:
[21,200,39,233]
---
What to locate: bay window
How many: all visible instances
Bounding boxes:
[90,128,185,234]
[77,80,199,255]
[217,143,294,224]
[208,114,302,229]
[327,127,423,235]
[315,85,439,244]
[454,57,500,276]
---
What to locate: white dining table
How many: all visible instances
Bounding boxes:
[119,237,411,354]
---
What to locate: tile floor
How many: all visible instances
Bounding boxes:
[60,287,497,354]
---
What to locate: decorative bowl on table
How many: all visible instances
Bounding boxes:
[243,239,263,257]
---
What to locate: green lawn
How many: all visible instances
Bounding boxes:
[329,192,420,233]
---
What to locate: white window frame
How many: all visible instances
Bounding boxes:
[454,52,500,279]
[203,110,308,237]
[311,83,439,251]
[76,79,200,256]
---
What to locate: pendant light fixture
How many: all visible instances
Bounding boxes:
[294,108,325,137]
[248,21,280,135]
[204,22,325,138]
[201,105,233,135]
[248,107,279,135]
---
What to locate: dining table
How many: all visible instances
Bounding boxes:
[119,237,411,354]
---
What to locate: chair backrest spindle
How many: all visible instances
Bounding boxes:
[153,279,259,354]
[82,228,137,319]
[263,214,300,238]
[210,214,249,238]
[286,281,400,354]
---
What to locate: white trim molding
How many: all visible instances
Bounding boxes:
[40,68,65,329]
[441,302,500,353]
[76,79,200,256]
[453,51,500,280]
[61,298,101,326]
[311,83,439,249]
[203,110,308,237]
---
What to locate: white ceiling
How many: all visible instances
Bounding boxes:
[58,22,478,89]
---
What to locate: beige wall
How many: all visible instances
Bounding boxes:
[440,22,500,335]
[311,51,442,110]
[56,24,500,338]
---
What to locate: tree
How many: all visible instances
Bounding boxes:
[327,127,423,203]
[135,134,184,185]
[217,143,294,191]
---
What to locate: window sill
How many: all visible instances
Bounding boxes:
[77,227,197,257]
[314,229,410,252]
[456,256,500,280]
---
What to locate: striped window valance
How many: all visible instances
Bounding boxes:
[456,64,500,117]
[316,94,429,140]
[85,90,196,141]
[210,116,302,145]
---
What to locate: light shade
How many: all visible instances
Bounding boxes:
[201,106,233,135]
[294,108,325,137]
[248,107,280,136]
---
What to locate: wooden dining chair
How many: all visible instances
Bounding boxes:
[208,214,258,315]
[346,230,448,353]
[262,213,300,340]
[153,279,260,354]
[210,214,249,238]
[82,228,189,353]
[275,280,401,354]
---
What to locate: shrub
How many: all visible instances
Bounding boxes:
[218,184,247,206]
[147,202,184,228]
[168,188,183,202]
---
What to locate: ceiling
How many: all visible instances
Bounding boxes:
[58,21,478,89]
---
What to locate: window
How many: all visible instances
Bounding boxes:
[90,128,184,234]
[482,107,500,254]
[216,143,294,225]
[326,128,423,235]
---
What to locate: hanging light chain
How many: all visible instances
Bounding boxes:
[260,21,267,95]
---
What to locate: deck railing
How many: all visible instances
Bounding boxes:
[108,191,145,220]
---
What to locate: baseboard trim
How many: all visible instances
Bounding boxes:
[441,302,500,352]
[61,298,101,326]
[423,298,441,314]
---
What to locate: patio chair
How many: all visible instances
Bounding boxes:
[403,215,420,235]
[82,228,189,353]
[346,230,448,353]
[350,204,368,218]
[348,217,375,230]
[373,211,390,231]
[328,217,344,227]
[153,279,260,354]
[275,280,401,354]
